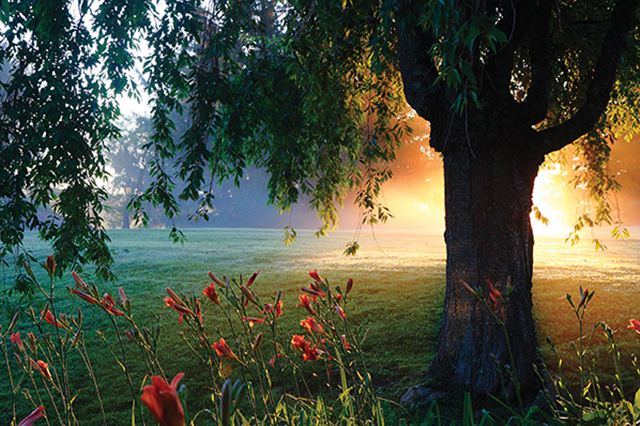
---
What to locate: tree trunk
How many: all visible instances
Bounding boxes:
[426,138,544,398]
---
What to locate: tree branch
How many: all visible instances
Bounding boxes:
[516,0,553,125]
[533,0,640,156]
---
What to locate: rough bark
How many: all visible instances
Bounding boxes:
[397,0,639,403]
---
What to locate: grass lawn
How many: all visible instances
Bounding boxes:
[1,228,639,425]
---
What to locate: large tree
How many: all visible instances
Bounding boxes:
[2,0,639,400]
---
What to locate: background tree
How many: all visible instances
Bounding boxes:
[1,0,639,401]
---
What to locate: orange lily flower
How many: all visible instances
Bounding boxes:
[246,270,260,287]
[296,295,315,314]
[17,405,45,426]
[10,332,26,353]
[308,270,322,284]
[291,334,320,361]
[263,301,283,318]
[102,294,125,316]
[241,316,265,328]
[334,305,347,320]
[141,373,186,426]
[212,338,239,361]
[41,308,64,328]
[30,359,51,380]
[300,317,326,335]
[203,283,221,305]
[628,319,640,333]
[341,335,353,350]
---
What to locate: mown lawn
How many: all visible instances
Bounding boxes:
[1,228,639,424]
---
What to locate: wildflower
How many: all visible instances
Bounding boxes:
[300,286,326,299]
[341,335,353,350]
[141,373,186,426]
[124,329,136,342]
[291,335,321,361]
[268,354,284,367]
[30,359,51,380]
[46,255,55,276]
[628,319,640,333]
[246,270,260,287]
[296,295,315,314]
[487,280,503,306]
[41,308,64,328]
[309,270,322,284]
[71,271,88,290]
[241,316,265,328]
[213,338,239,362]
[203,283,221,305]
[264,301,283,318]
[17,405,45,426]
[334,305,347,320]
[208,271,226,288]
[195,300,203,324]
[300,317,326,335]
[577,286,589,310]
[71,288,99,305]
[10,333,26,353]
[346,277,353,294]
[102,294,125,316]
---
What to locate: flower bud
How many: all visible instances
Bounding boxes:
[252,332,263,351]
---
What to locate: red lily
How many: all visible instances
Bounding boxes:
[102,294,125,316]
[334,305,347,320]
[17,405,45,426]
[291,334,320,361]
[41,308,64,328]
[246,270,260,287]
[308,270,322,284]
[264,301,283,318]
[300,317,326,335]
[297,294,315,314]
[628,319,640,333]
[30,359,51,380]
[10,332,26,353]
[241,316,265,327]
[341,335,353,350]
[203,283,221,305]
[141,373,186,426]
[212,338,239,361]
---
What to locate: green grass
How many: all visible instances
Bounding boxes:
[1,228,640,425]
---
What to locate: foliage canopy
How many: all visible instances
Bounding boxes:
[1,0,639,282]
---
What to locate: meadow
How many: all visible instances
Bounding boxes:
[1,227,640,425]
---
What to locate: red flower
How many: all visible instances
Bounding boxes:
[308,270,322,284]
[487,280,503,306]
[241,316,265,328]
[141,373,186,426]
[203,283,221,305]
[102,294,125,316]
[17,405,45,426]
[300,317,325,335]
[264,301,283,318]
[71,288,99,305]
[212,338,239,361]
[296,295,315,314]
[291,335,321,361]
[41,308,64,328]
[10,332,26,353]
[334,305,347,320]
[628,319,640,333]
[268,354,284,367]
[30,359,51,380]
[246,270,260,287]
[164,288,193,324]
[340,335,353,350]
